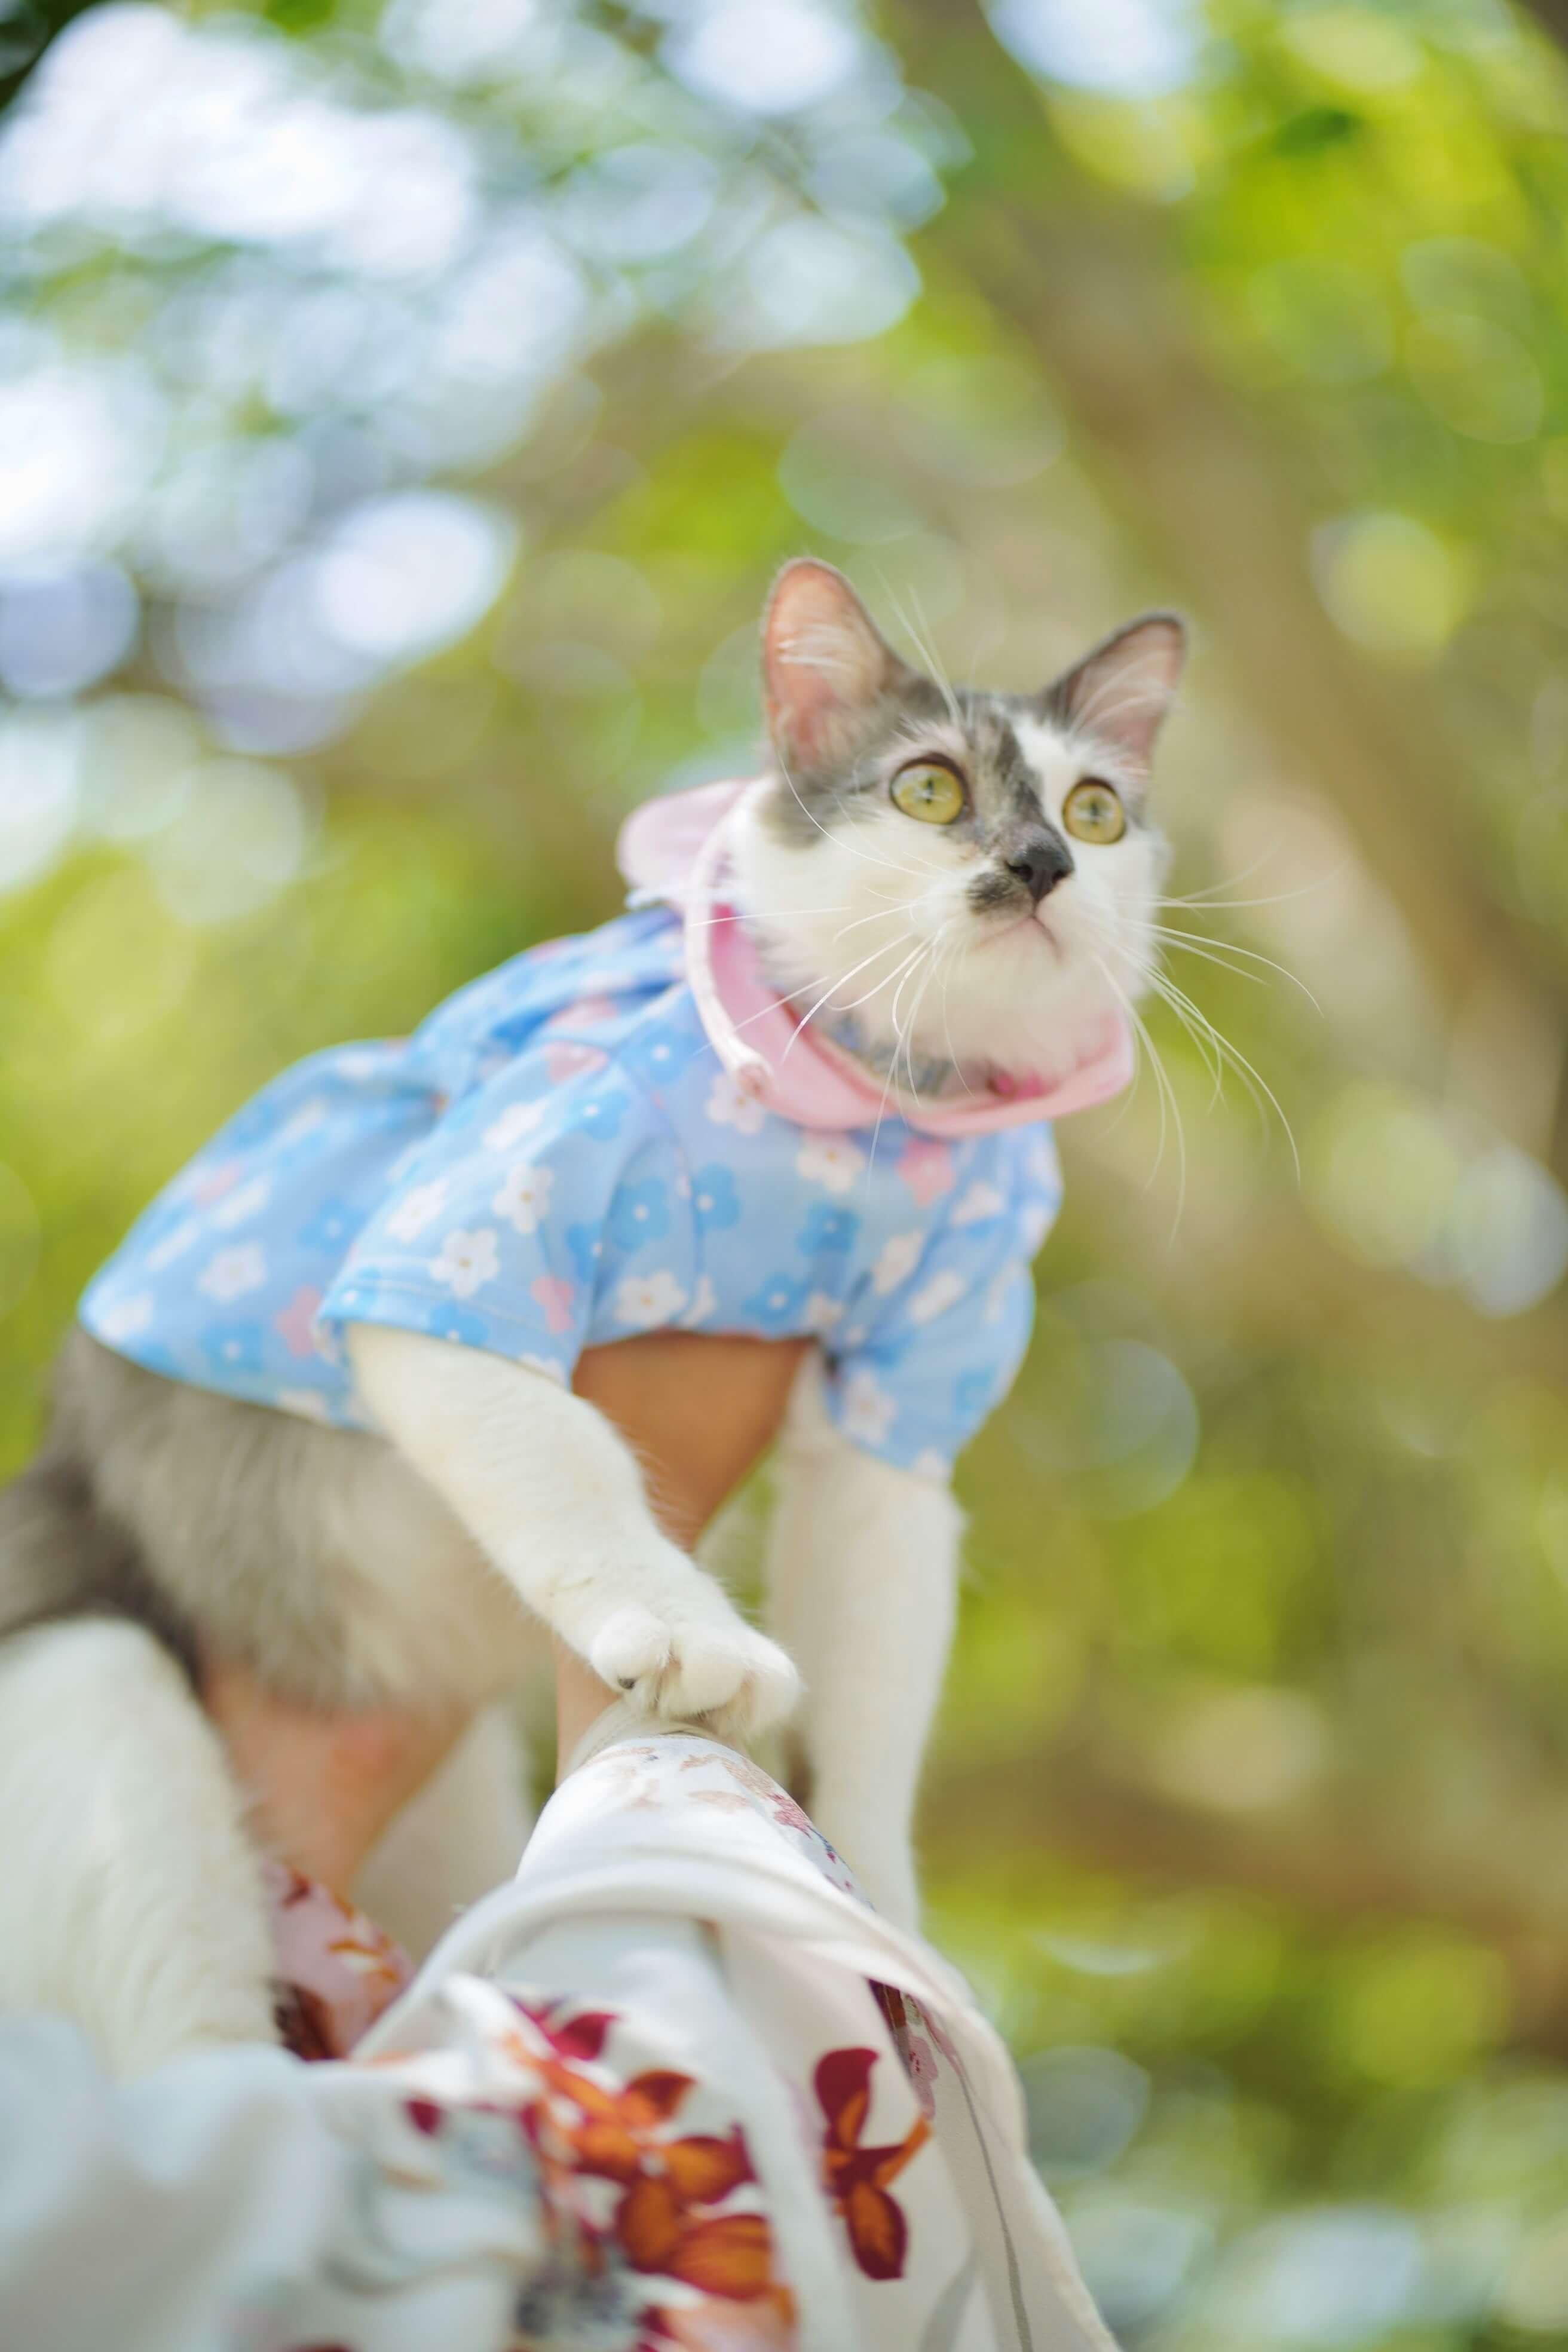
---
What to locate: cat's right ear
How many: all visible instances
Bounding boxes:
[762,560,908,772]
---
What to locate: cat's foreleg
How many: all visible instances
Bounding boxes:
[354,1702,535,1961]
[765,1358,961,1927]
[348,1326,800,1737]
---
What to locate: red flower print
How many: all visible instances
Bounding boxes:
[815,2047,930,2281]
[871,1982,940,2121]
[507,1996,614,2062]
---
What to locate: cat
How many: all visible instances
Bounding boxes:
[0,559,1183,2075]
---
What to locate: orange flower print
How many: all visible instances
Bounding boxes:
[265,1861,412,2059]
[495,1999,797,2348]
[815,2046,931,2282]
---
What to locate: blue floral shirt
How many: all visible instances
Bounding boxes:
[79,907,1061,1475]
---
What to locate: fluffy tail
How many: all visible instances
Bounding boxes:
[0,1448,198,1679]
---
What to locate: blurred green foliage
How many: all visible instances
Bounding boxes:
[8,0,1568,2340]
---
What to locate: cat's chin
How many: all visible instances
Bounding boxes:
[865,932,1131,1089]
[969,907,1067,965]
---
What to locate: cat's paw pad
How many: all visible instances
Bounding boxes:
[590,1607,801,1737]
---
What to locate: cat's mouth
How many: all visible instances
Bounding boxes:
[974,908,1064,964]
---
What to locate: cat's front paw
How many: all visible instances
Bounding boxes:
[589,1604,801,1738]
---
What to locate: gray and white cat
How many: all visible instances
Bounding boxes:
[0,561,1183,2075]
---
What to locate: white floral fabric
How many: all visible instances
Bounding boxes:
[0,1731,1115,2352]
[79,905,1062,1475]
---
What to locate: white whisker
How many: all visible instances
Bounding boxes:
[935,927,976,1100]
[902,586,963,730]
[865,938,937,1171]
[773,751,930,884]
[1147,967,1300,1181]
[1089,946,1187,1231]
[1149,926,1321,1012]
[772,933,921,1065]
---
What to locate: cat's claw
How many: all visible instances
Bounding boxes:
[589,1605,801,1737]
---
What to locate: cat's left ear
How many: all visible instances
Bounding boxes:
[762,559,912,771]
[1045,612,1187,772]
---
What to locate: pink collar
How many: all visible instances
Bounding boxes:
[615,779,1134,1138]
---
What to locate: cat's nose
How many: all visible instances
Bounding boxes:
[1006,834,1074,904]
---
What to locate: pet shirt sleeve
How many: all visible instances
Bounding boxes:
[316,1053,691,1392]
[819,1133,1063,1479]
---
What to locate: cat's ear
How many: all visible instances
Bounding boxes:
[1045,612,1186,771]
[762,559,910,770]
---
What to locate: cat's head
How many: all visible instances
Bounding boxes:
[728,559,1185,1088]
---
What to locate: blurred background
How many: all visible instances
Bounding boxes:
[6,0,1568,2339]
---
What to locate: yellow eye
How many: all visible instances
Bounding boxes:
[890,761,965,825]
[1062,777,1126,845]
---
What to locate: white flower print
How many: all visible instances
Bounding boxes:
[147,1218,200,1273]
[492,1161,553,1235]
[840,1368,896,1446]
[198,1243,267,1303]
[907,1269,966,1325]
[951,1180,1006,1227]
[385,1180,449,1245]
[984,1267,1019,1325]
[431,1227,500,1298]
[96,1292,154,1343]
[614,1269,688,1329]
[797,1135,866,1196]
[1020,1201,1055,1252]
[384,1141,424,1190]
[681,1274,718,1327]
[871,1230,924,1295]
[210,1174,272,1231]
[483,1099,550,1153]
[705,1069,767,1137]
[803,1291,843,1333]
[279,1098,329,1146]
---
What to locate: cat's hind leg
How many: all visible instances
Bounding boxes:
[764,1355,963,1927]
[0,1616,278,2077]
[354,1699,535,1961]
